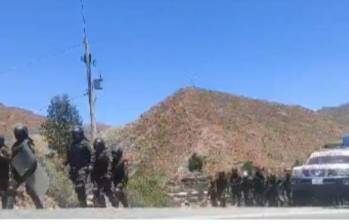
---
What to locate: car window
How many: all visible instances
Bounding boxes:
[307,156,349,165]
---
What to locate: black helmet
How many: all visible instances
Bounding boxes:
[93,137,106,151]
[112,147,123,158]
[72,126,84,142]
[0,135,4,147]
[14,125,29,142]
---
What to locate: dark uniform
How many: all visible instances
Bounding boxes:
[111,148,129,208]
[280,170,292,205]
[253,169,266,206]
[241,171,253,206]
[208,177,218,207]
[66,127,92,208]
[230,169,242,206]
[281,170,292,205]
[0,135,10,209]
[9,126,44,209]
[215,172,228,207]
[265,174,279,207]
[91,138,117,208]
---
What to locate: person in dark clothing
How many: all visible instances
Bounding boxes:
[253,168,266,206]
[66,127,92,208]
[281,169,292,205]
[207,176,218,207]
[111,148,129,208]
[0,135,10,209]
[215,172,228,207]
[8,126,44,209]
[91,138,118,208]
[241,171,253,206]
[265,174,279,207]
[230,168,242,206]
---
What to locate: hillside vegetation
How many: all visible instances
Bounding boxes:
[104,87,348,180]
[318,103,349,126]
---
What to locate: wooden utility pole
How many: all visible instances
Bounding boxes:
[80,0,97,140]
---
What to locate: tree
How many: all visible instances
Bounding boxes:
[188,153,204,172]
[41,95,82,156]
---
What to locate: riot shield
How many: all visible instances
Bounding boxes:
[11,143,50,201]
[11,144,36,177]
[26,163,49,198]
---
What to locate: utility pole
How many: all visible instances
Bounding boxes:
[80,0,97,140]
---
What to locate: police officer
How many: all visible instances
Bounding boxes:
[0,135,10,209]
[9,126,44,209]
[215,172,228,207]
[281,169,292,206]
[241,170,253,206]
[265,174,279,207]
[91,138,118,208]
[253,168,266,206]
[207,176,218,207]
[66,127,92,208]
[230,168,242,206]
[111,148,129,208]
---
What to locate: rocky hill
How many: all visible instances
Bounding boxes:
[104,87,349,180]
[318,103,349,126]
[0,103,44,140]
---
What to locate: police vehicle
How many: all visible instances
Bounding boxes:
[291,135,349,206]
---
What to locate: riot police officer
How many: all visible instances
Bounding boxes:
[215,172,228,207]
[9,126,44,209]
[91,138,118,208]
[241,171,253,206]
[111,148,129,208]
[281,169,292,205]
[253,168,266,206]
[66,127,92,208]
[207,176,218,207]
[265,174,279,207]
[0,135,10,209]
[230,168,242,206]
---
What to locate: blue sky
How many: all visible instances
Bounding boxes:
[1,0,349,125]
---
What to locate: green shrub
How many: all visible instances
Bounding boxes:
[188,153,204,172]
[42,157,79,208]
[126,172,173,208]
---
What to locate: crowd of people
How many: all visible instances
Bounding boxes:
[208,168,292,207]
[0,125,129,209]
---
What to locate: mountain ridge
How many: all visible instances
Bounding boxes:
[104,87,349,180]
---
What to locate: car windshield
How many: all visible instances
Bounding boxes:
[307,155,349,165]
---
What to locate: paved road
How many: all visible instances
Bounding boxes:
[1,207,349,219]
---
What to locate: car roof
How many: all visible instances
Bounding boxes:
[310,149,349,158]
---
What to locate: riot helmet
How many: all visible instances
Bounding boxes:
[14,125,29,142]
[72,126,84,142]
[112,147,123,160]
[93,137,106,152]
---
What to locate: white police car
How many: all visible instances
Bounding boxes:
[291,149,349,205]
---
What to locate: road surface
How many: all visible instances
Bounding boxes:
[1,207,349,219]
